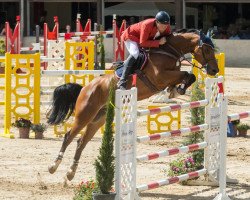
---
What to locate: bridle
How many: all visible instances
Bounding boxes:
[187,39,217,73]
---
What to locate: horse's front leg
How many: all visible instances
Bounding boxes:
[164,71,196,98]
[66,109,106,181]
[176,72,196,95]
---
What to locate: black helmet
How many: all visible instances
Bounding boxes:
[155,11,170,24]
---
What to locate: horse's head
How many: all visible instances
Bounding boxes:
[193,31,219,76]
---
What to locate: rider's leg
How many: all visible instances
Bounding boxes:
[117,55,136,89]
[117,40,139,90]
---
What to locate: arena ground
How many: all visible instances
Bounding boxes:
[0,66,249,200]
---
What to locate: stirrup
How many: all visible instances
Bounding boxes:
[117,81,127,90]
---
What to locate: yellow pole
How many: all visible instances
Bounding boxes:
[2,53,14,138]
[33,53,41,124]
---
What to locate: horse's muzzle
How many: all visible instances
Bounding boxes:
[206,64,219,76]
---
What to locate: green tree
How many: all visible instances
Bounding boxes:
[97,25,105,70]
[94,81,115,194]
[184,81,205,165]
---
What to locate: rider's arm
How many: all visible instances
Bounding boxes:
[140,22,160,48]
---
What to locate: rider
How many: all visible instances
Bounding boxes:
[117,11,172,90]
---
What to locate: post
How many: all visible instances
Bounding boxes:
[96,0,104,26]
[35,25,40,53]
[112,18,116,62]
[115,88,138,200]
[20,0,24,39]
[27,0,30,36]
[213,94,231,200]
[175,0,184,29]
[94,23,99,69]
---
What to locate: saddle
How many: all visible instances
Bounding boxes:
[114,49,148,78]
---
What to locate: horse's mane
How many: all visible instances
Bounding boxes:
[172,29,215,48]
[174,28,199,34]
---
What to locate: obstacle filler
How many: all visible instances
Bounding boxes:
[1,53,41,138]
[0,41,115,138]
[147,52,226,135]
[5,15,44,54]
[4,14,125,70]
[5,16,20,54]
[43,16,92,71]
[115,77,233,199]
[147,105,181,134]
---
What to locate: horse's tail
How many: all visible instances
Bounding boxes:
[46,83,83,125]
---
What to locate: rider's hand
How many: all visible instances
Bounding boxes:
[159,37,167,45]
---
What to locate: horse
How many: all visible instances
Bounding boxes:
[47,30,219,181]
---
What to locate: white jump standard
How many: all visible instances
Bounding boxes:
[115,76,231,200]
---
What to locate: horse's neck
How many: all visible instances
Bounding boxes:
[168,33,199,54]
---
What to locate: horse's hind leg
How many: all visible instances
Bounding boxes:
[48,121,89,174]
[48,94,106,174]
[48,131,71,174]
[66,108,106,181]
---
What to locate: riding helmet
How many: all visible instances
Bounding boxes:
[155,11,170,24]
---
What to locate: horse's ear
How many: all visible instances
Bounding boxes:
[199,31,205,41]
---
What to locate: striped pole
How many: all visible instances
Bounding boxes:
[136,169,207,192]
[138,99,209,117]
[137,124,209,143]
[137,142,207,162]
[41,70,114,76]
[228,111,250,121]
[40,57,64,62]
[59,31,113,37]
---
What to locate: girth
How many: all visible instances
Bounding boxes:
[135,69,161,93]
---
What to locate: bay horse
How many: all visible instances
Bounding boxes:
[47,30,218,181]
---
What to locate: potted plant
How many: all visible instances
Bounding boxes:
[237,123,250,137]
[93,82,116,200]
[31,123,47,139]
[12,118,32,139]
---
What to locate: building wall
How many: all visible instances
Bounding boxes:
[215,39,250,67]
[44,2,72,32]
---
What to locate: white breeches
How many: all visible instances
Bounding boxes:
[124,40,139,59]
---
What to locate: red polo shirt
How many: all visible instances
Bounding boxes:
[121,18,171,48]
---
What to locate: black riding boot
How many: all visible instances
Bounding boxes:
[117,55,137,90]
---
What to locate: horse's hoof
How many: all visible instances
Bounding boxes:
[177,87,186,95]
[66,170,75,181]
[48,159,62,174]
[48,164,57,174]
